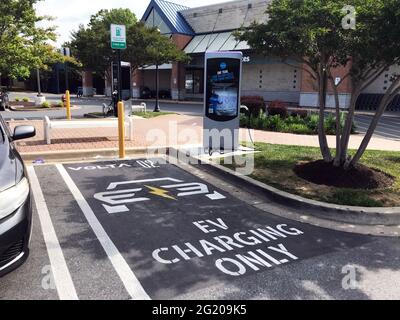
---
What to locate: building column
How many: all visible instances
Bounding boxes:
[104,71,111,97]
[132,69,143,99]
[171,62,186,100]
[82,70,94,97]
[299,63,352,109]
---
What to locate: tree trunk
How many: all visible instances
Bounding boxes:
[317,67,332,162]
[329,76,342,167]
[339,86,361,164]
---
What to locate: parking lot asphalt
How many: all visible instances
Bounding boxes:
[1,158,400,300]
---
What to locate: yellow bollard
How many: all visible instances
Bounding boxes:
[66,90,71,120]
[118,101,125,159]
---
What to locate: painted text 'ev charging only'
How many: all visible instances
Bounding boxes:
[152,218,304,277]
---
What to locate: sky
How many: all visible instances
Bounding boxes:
[35,0,230,46]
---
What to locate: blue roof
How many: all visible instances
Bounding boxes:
[142,0,194,35]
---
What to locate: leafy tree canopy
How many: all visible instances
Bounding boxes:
[238,0,400,168]
[0,0,62,79]
[69,8,187,79]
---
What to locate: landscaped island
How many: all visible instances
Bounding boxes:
[223,142,399,208]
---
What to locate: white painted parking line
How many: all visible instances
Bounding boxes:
[355,121,400,139]
[357,114,400,122]
[27,166,78,300]
[356,117,400,133]
[357,115,400,126]
[357,122,400,137]
[56,164,151,300]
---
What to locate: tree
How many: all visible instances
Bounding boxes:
[238,0,400,169]
[237,0,350,163]
[70,9,187,82]
[0,0,60,80]
[337,0,400,168]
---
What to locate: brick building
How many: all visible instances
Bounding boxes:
[83,0,400,110]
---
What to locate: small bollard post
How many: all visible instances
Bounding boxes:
[66,90,71,120]
[118,101,125,159]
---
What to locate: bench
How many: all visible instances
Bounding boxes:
[131,102,147,113]
[43,116,134,145]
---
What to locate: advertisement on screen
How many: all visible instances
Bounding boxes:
[205,58,240,122]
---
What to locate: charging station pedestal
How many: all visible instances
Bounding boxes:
[203,51,243,154]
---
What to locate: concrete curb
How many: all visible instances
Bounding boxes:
[9,105,80,112]
[20,146,163,162]
[132,99,202,105]
[20,144,201,163]
[177,151,400,226]
[21,144,400,226]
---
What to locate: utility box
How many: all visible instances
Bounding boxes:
[203,51,242,153]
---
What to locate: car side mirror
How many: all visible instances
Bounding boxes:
[13,125,36,141]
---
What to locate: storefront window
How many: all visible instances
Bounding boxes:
[145,9,171,35]
[185,69,204,94]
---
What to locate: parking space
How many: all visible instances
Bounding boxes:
[355,114,400,140]
[2,158,399,300]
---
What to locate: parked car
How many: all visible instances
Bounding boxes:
[140,87,171,99]
[0,89,10,111]
[140,86,153,99]
[0,114,36,277]
[159,89,171,99]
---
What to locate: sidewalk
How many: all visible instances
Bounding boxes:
[7,114,400,157]
[252,130,400,152]
[8,114,203,154]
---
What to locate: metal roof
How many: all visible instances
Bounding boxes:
[142,0,195,35]
[184,31,250,54]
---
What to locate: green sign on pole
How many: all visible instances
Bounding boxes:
[111,24,126,50]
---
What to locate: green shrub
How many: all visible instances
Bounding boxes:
[290,109,308,119]
[241,110,356,136]
[305,114,318,132]
[249,113,265,130]
[286,123,314,135]
[323,112,357,135]
[15,98,20,102]
[22,98,29,102]
[285,115,306,126]
[56,101,64,108]
[241,96,266,117]
[240,114,249,127]
[265,115,286,131]
[324,113,337,135]
[267,100,288,118]
[42,101,50,108]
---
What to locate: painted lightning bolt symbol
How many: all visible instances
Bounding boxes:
[145,186,177,200]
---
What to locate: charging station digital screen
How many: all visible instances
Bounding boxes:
[205,58,240,122]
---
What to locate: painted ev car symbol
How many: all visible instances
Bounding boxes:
[93,177,226,214]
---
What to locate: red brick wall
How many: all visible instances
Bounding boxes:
[171,34,193,50]
[170,34,192,96]
[300,62,352,94]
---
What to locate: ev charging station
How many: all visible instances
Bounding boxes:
[203,51,243,154]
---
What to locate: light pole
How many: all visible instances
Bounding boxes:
[36,68,42,97]
[153,27,162,112]
[154,61,160,112]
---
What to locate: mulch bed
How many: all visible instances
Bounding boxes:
[294,160,395,189]
[10,101,35,107]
